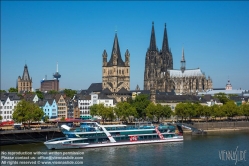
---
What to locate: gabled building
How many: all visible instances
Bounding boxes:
[23,93,39,103]
[54,94,67,119]
[17,64,32,93]
[39,99,58,119]
[0,93,21,122]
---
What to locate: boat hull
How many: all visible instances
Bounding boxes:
[44,136,183,150]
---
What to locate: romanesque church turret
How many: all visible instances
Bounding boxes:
[17,64,32,92]
[102,32,130,93]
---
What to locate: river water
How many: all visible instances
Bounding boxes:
[1,131,248,166]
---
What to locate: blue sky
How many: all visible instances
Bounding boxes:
[1,1,249,91]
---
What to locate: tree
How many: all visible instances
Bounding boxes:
[114,102,137,122]
[222,101,239,120]
[48,90,58,95]
[64,89,77,99]
[89,104,99,117]
[193,103,203,122]
[43,115,49,122]
[35,90,44,100]
[97,104,110,124]
[213,105,225,121]
[60,117,65,121]
[0,90,6,93]
[129,94,151,120]
[8,87,18,93]
[241,104,249,120]
[203,105,212,122]
[0,115,2,121]
[145,102,157,121]
[214,93,230,104]
[13,100,44,127]
[175,103,188,123]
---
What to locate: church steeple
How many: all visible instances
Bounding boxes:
[22,64,31,81]
[107,32,125,67]
[181,48,186,73]
[162,23,169,53]
[149,22,157,51]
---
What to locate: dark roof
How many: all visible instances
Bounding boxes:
[102,88,112,94]
[87,83,102,93]
[156,95,207,103]
[116,87,131,94]
[107,33,125,67]
[77,94,91,100]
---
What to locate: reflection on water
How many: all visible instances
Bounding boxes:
[1,131,249,166]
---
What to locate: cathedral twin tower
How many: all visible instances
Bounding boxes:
[144,22,173,92]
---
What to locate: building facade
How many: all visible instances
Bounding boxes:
[0,93,21,122]
[144,22,212,95]
[17,64,32,92]
[40,80,59,92]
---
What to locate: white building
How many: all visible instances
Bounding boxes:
[77,92,114,120]
[0,93,21,122]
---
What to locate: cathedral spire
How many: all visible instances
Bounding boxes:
[162,23,169,52]
[149,22,157,51]
[181,48,186,73]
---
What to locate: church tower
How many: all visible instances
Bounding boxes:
[181,48,186,73]
[17,64,32,92]
[144,22,173,91]
[102,32,130,92]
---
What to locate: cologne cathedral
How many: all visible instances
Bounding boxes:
[144,22,212,95]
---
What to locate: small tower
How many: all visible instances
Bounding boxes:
[53,62,61,91]
[180,48,186,73]
[225,78,232,90]
[17,64,32,93]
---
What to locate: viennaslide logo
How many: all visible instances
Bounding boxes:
[219,146,247,165]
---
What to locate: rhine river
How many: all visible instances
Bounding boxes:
[1,131,248,166]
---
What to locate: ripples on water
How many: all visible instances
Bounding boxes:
[1,131,248,166]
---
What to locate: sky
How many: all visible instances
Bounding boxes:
[1,1,249,91]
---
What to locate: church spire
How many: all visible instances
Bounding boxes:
[107,32,125,67]
[162,23,169,52]
[181,48,186,73]
[149,22,157,51]
[22,64,31,81]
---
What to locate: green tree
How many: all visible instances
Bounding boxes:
[130,94,151,120]
[8,87,18,93]
[61,117,66,121]
[193,103,203,122]
[202,105,212,122]
[43,115,49,122]
[213,105,225,121]
[146,103,172,123]
[97,104,109,124]
[0,115,2,121]
[13,100,44,127]
[48,90,58,95]
[222,101,239,120]
[241,104,249,120]
[0,90,6,93]
[89,104,99,117]
[115,102,137,123]
[35,90,44,100]
[185,102,196,121]
[175,103,188,123]
[214,93,230,104]
[64,89,77,99]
